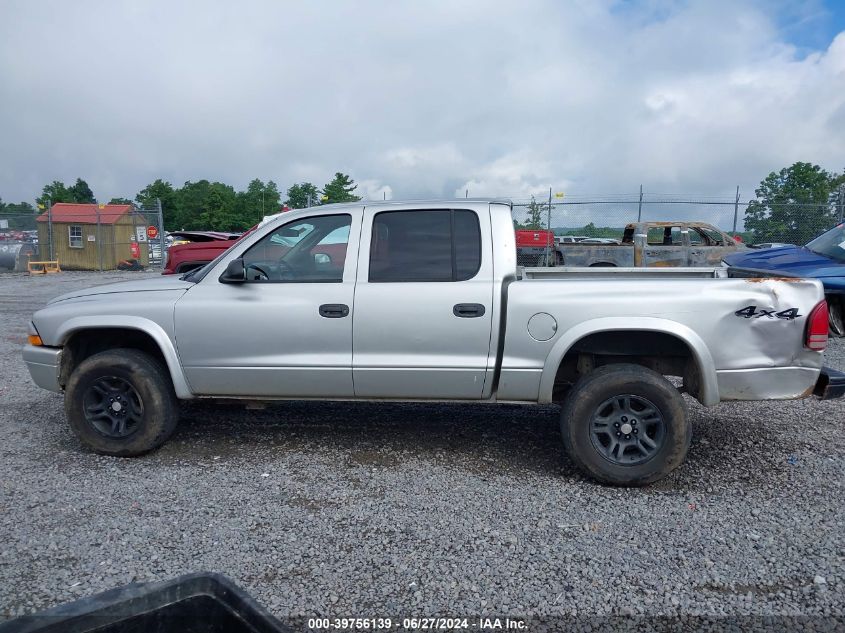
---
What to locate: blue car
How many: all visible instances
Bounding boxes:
[724,222,845,336]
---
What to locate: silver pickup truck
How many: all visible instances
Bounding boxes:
[23,199,844,485]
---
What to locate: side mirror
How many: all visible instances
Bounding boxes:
[219,258,246,283]
[314,253,331,265]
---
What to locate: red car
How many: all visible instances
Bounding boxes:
[163,231,244,275]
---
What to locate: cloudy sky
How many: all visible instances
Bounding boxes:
[1,0,843,207]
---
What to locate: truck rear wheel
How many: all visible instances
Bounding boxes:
[560,364,690,486]
[65,349,178,456]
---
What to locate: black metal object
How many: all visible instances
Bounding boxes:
[814,366,845,400]
[319,304,349,318]
[589,394,666,465]
[83,376,143,438]
[453,303,486,318]
[0,573,291,633]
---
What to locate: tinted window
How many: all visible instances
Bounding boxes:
[369,210,481,282]
[454,210,481,280]
[242,214,351,282]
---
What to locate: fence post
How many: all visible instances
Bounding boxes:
[47,200,54,261]
[546,187,552,266]
[839,185,844,224]
[97,208,103,271]
[637,185,643,222]
[156,198,165,271]
[732,186,740,234]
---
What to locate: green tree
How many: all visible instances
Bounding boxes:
[176,181,238,231]
[35,178,97,207]
[172,180,211,229]
[36,181,73,207]
[198,186,236,231]
[68,178,96,203]
[321,173,360,204]
[524,196,545,229]
[136,179,177,228]
[744,162,838,244]
[236,179,282,227]
[108,197,133,205]
[0,200,37,229]
[285,182,321,209]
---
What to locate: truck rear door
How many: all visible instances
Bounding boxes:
[352,206,494,399]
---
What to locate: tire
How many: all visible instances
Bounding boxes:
[555,252,564,266]
[828,297,844,338]
[588,262,617,267]
[65,349,179,456]
[560,364,690,486]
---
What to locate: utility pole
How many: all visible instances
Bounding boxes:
[732,186,740,235]
[637,184,643,222]
[306,193,311,208]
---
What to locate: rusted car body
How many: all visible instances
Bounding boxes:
[554,221,747,267]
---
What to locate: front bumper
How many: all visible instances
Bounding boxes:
[814,366,845,400]
[22,345,63,393]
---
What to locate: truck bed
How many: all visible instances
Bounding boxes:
[520,266,729,280]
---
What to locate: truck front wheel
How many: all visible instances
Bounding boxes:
[65,349,179,456]
[560,364,690,486]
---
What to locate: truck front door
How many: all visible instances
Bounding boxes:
[174,211,360,398]
[352,206,494,399]
[687,225,739,265]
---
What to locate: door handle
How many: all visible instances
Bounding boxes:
[319,304,349,318]
[453,303,486,318]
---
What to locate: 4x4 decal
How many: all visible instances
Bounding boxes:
[735,305,802,320]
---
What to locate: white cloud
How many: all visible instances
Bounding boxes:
[357,180,393,201]
[0,0,843,215]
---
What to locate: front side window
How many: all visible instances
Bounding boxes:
[68,225,83,248]
[241,214,351,282]
[369,209,481,282]
[691,227,727,246]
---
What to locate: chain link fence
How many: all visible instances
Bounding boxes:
[2,194,844,272]
[0,203,165,272]
[512,194,845,267]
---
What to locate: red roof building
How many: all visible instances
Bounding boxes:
[35,203,151,270]
[36,203,133,225]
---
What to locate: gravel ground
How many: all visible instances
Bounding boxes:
[1,271,844,628]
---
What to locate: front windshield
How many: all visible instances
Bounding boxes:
[806,223,845,263]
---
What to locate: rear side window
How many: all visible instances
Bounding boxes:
[369,209,481,282]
